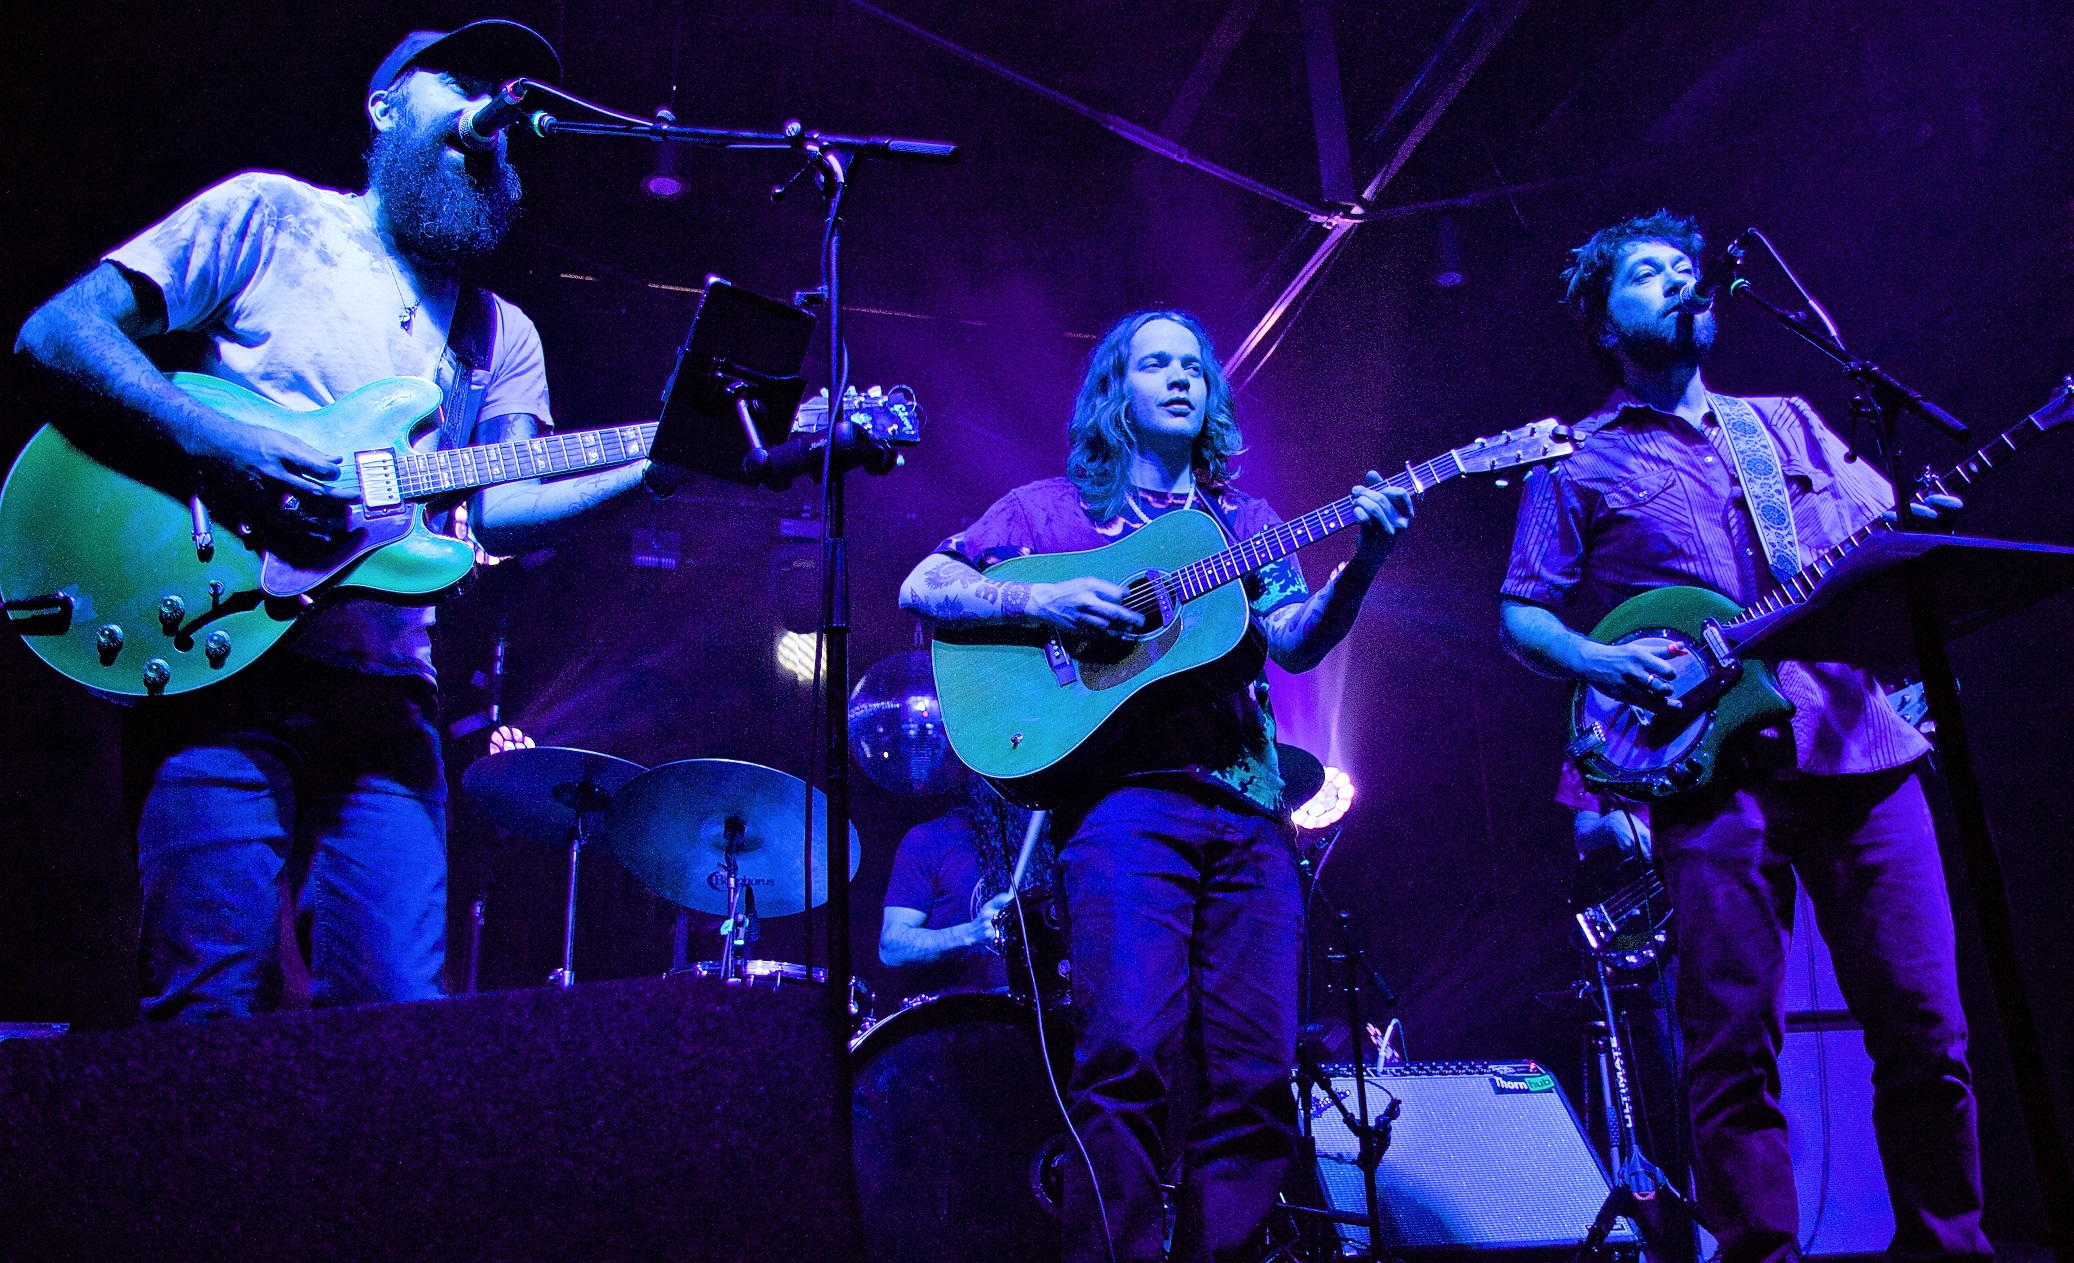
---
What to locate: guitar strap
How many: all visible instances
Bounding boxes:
[1708,393,1803,582]
[438,283,499,451]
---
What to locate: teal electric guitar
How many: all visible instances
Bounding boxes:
[0,373,661,697]
[931,419,1577,805]
[1570,379,2074,800]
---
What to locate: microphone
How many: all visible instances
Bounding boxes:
[459,79,536,151]
[1670,228,1757,314]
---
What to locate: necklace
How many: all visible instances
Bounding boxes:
[360,197,426,332]
[1124,480,1197,525]
[383,254,421,333]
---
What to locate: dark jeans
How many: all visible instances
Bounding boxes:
[1056,784,1302,1263]
[125,657,448,1023]
[1654,764,1990,1263]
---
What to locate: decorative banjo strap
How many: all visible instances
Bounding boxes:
[1710,393,1802,582]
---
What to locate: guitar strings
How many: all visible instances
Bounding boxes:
[1112,461,1442,616]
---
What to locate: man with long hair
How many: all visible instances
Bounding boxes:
[13,22,668,1022]
[901,309,1414,1262]
[1499,212,1988,1263]
[879,775,1044,995]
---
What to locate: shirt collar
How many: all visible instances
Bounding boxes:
[1578,383,1720,440]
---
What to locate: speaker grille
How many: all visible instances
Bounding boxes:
[1304,1060,1637,1251]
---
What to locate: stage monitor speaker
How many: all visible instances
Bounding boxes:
[1305,1060,1636,1255]
[0,974,848,1263]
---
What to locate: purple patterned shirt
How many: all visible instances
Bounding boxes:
[1503,386,1928,775]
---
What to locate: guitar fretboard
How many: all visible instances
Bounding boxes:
[1727,404,2063,629]
[1166,452,1461,602]
[393,421,661,500]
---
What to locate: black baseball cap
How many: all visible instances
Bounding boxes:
[368,19,561,99]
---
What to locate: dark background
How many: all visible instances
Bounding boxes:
[4,0,2070,1242]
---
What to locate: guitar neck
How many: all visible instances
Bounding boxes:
[388,421,661,500]
[1728,408,2057,628]
[1166,452,1462,601]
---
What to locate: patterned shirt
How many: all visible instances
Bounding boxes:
[935,476,1310,814]
[1502,386,1929,775]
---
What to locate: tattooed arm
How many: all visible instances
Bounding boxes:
[898,553,1144,634]
[1258,474,1416,672]
[471,413,650,554]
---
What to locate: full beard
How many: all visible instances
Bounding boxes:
[366,123,522,267]
[1608,306,1717,373]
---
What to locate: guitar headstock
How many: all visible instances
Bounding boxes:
[1452,417,1577,475]
[2030,376,2074,436]
[792,384,925,446]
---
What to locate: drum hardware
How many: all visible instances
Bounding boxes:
[687,958,873,1032]
[1571,941,1706,1263]
[713,820,759,980]
[992,809,1073,1009]
[461,747,646,989]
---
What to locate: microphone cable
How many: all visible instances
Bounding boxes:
[1014,886,1117,1263]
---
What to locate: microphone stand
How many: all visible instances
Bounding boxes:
[1727,235,2074,1262]
[489,77,960,161]
[518,74,958,1256]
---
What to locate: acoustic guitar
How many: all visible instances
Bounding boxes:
[931,419,1577,805]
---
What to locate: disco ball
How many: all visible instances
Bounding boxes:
[848,650,962,796]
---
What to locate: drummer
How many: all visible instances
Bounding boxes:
[878,777,1045,996]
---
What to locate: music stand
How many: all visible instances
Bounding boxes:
[1732,534,2074,663]
[1733,531,2074,1258]
[653,276,814,482]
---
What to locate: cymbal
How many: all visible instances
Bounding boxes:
[601,759,862,917]
[461,747,646,845]
[1277,743,1326,811]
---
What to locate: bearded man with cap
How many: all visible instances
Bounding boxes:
[15,21,668,1023]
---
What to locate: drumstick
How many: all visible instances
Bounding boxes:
[1008,809,1048,894]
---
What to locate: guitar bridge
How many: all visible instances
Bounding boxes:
[1565,724,1606,761]
[355,450,401,508]
[1043,638,1077,687]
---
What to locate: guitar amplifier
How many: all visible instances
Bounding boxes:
[1303,1060,1636,1254]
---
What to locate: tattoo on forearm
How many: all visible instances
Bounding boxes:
[1000,582,1030,621]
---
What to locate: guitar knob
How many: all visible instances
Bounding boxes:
[204,630,233,668]
[141,658,171,692]
[94,623,124,657]
[157,594,186,633]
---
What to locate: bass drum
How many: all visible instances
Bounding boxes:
[852,991,1078,1263]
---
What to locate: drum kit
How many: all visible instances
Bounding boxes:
[460,748,862,1006]
[462,741,1333,1262]
[462,743,1081,1260]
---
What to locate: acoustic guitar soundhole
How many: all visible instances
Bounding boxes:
[1073,616,1184,692]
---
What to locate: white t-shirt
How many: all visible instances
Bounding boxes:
[106,171,552,681]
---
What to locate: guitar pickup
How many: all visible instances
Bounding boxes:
[1043,638,1077,687]
[355,450,401,508]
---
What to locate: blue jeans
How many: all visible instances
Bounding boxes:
[126,657,448,1023]
[1655,765,1989,1263]
[1056,784,1302,1263]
